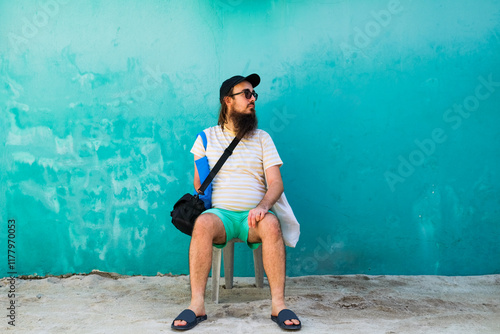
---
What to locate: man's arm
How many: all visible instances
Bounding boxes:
[193,155,202,191]
[248,165,284,228]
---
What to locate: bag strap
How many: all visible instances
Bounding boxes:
[197,135,240,195]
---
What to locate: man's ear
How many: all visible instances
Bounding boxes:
[224,96,232,106]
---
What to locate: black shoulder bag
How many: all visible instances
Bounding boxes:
[170,136,240,236]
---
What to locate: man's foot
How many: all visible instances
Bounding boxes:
[171,309,207,331]
[271,308,301,330]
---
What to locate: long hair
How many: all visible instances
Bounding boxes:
[218,87,234,128]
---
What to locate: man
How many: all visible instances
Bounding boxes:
[172,74,301,331]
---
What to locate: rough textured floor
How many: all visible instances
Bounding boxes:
[1,273,499,333]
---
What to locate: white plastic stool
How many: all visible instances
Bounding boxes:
[211,239,264,304]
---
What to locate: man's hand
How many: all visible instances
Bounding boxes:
[248,165,284,229]
[248,205,269,229]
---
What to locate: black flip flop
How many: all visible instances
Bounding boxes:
[271,309,302,330]
[171,309,207,331]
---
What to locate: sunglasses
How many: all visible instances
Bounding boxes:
[229,89,258,101]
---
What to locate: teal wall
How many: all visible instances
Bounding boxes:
[1,0,499,277]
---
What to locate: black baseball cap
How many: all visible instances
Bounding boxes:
[219,73,260,102]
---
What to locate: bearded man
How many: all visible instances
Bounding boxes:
[172,74,301,331]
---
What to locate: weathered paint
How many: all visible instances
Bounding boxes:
[1,0,499,277]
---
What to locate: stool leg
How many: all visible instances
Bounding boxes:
[223,240,235,289]
[211,247,221,304]
[253,244,264,288]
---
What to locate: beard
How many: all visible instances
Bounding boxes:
[229,109,258,139]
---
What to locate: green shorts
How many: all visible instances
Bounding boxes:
[203,208,275,250]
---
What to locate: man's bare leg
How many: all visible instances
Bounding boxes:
[173,213,226,327]
[248,214,301,327]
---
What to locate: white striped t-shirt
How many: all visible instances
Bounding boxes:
[190,126,283,211]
